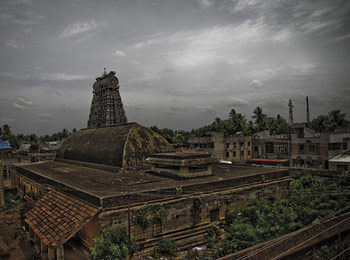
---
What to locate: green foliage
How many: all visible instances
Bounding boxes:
[154,207,168,225]
[90,226,137,260]
[136,204,151,229]
[206,226,221,249]
[175,186,183,196]
[309,110,348,133]
[211,173,350,258]
[315,234,350,259]
[5,191,21,209]
[153,238,177,257]
[191,197,203,224]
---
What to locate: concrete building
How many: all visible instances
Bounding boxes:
[248,130,290,166]
[291,124,350,169]
[13,124,290,259]
[290,124,329,168]
[188,132,252,163]
[329,150,350,172]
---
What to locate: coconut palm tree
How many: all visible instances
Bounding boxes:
[252,107,267,131]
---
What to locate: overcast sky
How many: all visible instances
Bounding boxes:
[0,0,349,135]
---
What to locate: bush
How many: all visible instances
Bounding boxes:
[136,204,151,229]
[153,238,177,257]
[5,191,20,209]
[154,207,168,225]
[90,226,137,260]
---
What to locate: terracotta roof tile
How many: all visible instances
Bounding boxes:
[25,189,99,247]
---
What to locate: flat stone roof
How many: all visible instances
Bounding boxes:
[16,161,288,207]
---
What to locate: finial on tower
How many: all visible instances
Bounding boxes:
[103,67,107,76]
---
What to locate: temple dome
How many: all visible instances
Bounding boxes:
[57,123,173,168]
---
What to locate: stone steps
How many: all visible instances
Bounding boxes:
[136,222,215,255]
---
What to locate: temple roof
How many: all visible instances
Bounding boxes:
[56,123,173,168]
[25,189,99,247]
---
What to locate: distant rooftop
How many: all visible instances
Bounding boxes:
[0,139,11,150]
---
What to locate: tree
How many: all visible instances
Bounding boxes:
[2,124,11,140]
[252,107,267,131]
[153,238,177,257]
[90,226,137,260]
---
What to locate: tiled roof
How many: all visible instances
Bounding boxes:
[25,189,99,247]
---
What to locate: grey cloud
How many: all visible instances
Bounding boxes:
[59,20,100,38]
[37,113,53,119]
[226,97,249,107]
[249,80,262,88]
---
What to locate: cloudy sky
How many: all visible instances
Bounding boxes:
[0,0,349,135]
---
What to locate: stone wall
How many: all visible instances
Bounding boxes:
[98,176,291,250]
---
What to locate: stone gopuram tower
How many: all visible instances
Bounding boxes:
[88,70,127,128]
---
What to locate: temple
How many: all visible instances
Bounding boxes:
[87,69,127,128]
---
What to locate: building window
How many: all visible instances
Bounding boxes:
[227,143,230,149]
[279,146,286,153]
[248,141,251,147]
[226,152,229,158]
[254,146,259,152]
[299,144,304,152]
[210,209,219,222]
[344,143,348,150]
[240,142,244,147]
[233,151,236,157]
[308,144,316,153]
[240,151,244,157]
[248,151,251,155]
[265,143,274,153]
[233,142,236,148]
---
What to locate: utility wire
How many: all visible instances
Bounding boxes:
[270,217,350,260]
[233,204,350,260]
[330,247,350,260]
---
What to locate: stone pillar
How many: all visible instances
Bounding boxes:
[56,244,64,260]
[48,246,55,260]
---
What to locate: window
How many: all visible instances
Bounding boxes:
[226,143,230,149]
[210,209,219,222]
[233,142,237,148]
[279,146,286,153]
[240,151,244,157]
[308,144,315,152]
[233,151,236,157]
[299,144,304,151]
[226,152,229,158]
[344,143,348,150]
[254,146,259,152]
[265,143,274,153]
[248,141,251,147]
[248,151,251,155]
[240,142,244,147]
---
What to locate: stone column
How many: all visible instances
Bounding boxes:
[48,246,55,260]
[56,244,64,260]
